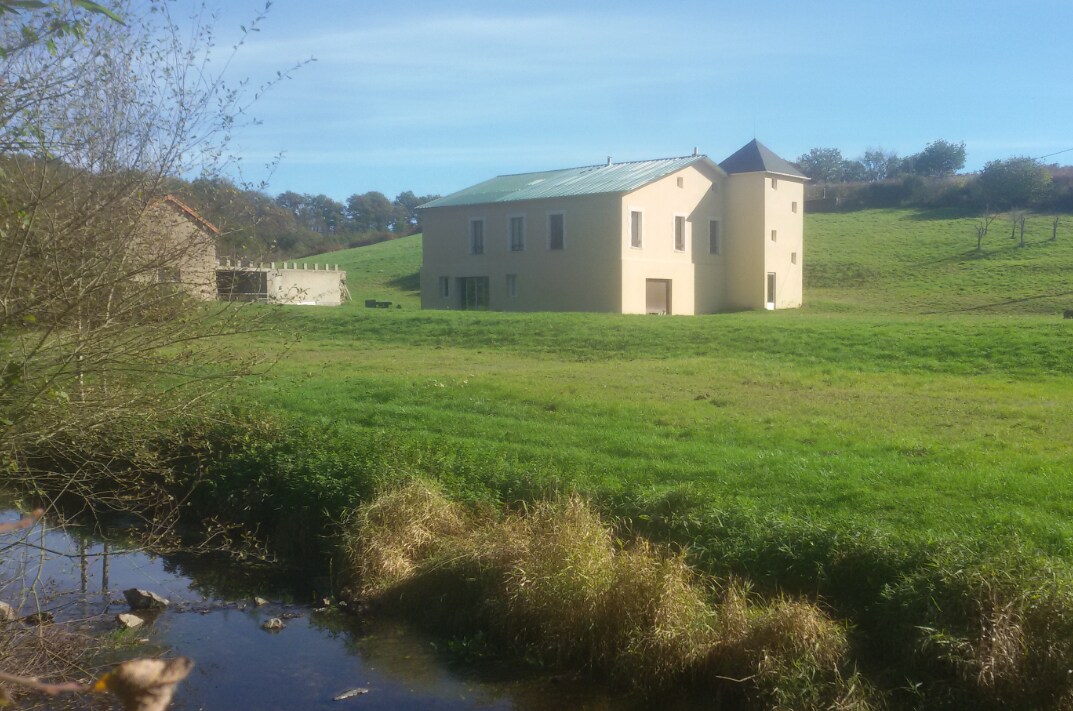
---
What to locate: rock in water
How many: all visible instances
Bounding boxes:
[0,600,15,622]
[116,613,145,630]
[123,589,170,611]
[333,688,370,701]
[252,596,270,607]
[261,617,285,631]
[22,611,54,625]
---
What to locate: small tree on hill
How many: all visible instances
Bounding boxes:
[975,208,997,250]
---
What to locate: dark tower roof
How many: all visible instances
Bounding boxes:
[719,139,807,179]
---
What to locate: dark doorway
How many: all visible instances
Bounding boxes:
[457,277,490,310]
[646,279,671,314]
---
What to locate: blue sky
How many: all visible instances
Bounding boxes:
[202,0,1073,201]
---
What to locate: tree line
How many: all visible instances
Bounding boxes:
[796,139,968,183]
[174,177,440,261]
[795,140,1071,213]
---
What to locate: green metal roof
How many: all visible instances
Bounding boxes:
[420,155,715,209]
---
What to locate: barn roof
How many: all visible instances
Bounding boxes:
[420,155,719,209]
[158,195,220,235]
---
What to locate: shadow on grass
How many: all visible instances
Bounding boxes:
[911,236,1057,269]
[925,289,1073,314]
[903,207,977,221]
[388,271,421,293]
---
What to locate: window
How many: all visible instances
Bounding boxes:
[792,201,798,214]
[676,176,684,188]
[509,215,525,251]
[709,220,721,255]
[630,210,643,248]
[770,229,777,242]
[506,274,517,298]
[470,219,484,255]
[771,177,779,189]
[548,213,564,250]
[438,276,450,298]
[791,252,798,265]
[674,215,686,252]
[766,272,776,308]
[458,277,489,310]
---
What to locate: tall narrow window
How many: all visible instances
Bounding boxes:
[548,213,564,250]
[792,201,798,214]
[674,215,686,252]
[506,274,517,298]
[771,177,779,189]
[766,272,776,308]
[709,220,720,255]
[630,210,643,248]
[438,276,449,298]
[470,219,484,255]
[509,216,525,252]
[770,229,777,242]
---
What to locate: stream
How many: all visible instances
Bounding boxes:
[0,509,639,710]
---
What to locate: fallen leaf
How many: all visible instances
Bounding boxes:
[94,657,193,711]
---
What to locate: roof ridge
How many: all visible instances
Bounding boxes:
[158,194,220,235]
[495,154,706,178]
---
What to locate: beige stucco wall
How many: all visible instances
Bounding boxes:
[763,175,805,309]
[618,163,726,315]
[723,173,766,310]
[421,193,622,312]
[269,267,346,306]
[724,173,804,310]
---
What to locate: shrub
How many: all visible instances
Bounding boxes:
[341,479,467,598]
[340,482,866,707]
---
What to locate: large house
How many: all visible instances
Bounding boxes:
[418,139,806,315]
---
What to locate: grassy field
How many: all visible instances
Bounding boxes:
[245,209,1073,553]
[195,208,1073,705]
[321,234,422,308]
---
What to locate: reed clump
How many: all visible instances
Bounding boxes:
[341,479,468,598]
[342,480,869,708]
[912,563,1073,707]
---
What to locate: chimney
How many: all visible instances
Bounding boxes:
[693,146,699,157]
[606,156,612,166]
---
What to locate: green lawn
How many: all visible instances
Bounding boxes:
[236,208,1073,554]
[807,208,1073,314]
[200,208,1073,705]
[314,235,422,308]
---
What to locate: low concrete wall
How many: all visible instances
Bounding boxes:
[217,261,347,306]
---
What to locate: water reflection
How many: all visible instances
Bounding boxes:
[0,511,632,710]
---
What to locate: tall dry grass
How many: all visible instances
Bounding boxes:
[341,480,872,708]
[341,480,468,598]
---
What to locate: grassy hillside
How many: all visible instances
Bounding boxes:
[806,209,1073,314]
[238,208,1073,550]
[208,209,1073,706]
[313,234,422,308]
